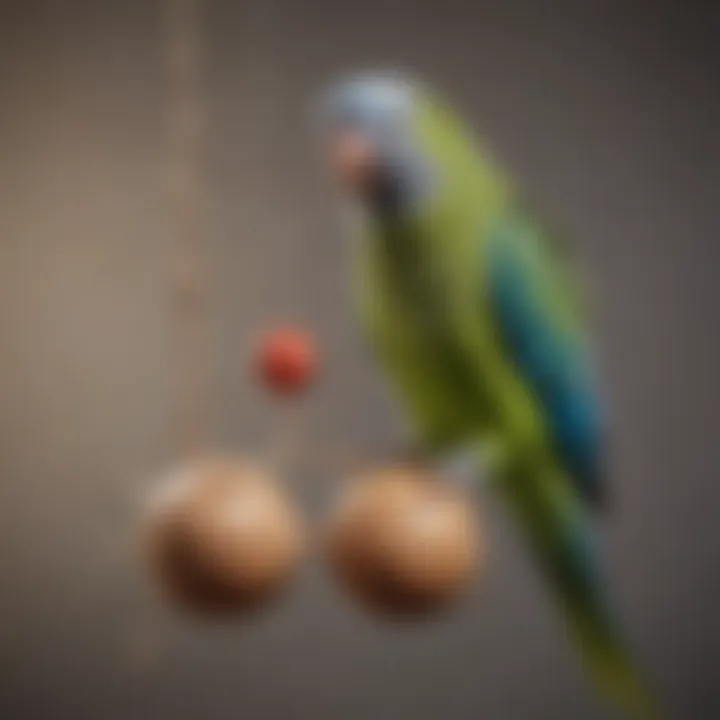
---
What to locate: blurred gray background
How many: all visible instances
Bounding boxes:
[0,0,718,718]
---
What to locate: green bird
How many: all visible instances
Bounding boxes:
[321,72,657,718]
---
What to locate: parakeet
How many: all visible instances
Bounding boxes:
[321,72,657,718]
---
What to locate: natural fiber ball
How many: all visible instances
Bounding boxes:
[143,457,305,617]
[325,465,483,617]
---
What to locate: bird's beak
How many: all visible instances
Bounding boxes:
[329,128,378,195]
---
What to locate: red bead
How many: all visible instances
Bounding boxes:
[256,327,318,396]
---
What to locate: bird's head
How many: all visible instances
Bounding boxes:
[320,72,432,216]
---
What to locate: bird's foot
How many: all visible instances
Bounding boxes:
[434,449,481,490]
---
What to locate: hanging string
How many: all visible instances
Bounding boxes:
[161,0,210,457]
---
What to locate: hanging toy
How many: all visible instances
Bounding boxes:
[142,0,307,621]
[143,457,305,617]
[325,464,484,617]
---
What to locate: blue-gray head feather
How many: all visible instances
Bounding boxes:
[321,72,434,214]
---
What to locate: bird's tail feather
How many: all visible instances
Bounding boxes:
[495,462,661,719]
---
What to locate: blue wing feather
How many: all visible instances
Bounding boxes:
[487,216,605,506]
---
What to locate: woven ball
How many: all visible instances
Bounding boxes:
[144,457,305,617]
[326,465,483,617]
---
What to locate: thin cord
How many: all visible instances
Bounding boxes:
[161,0,210,456]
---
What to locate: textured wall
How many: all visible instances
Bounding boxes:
[0,1,718,718]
